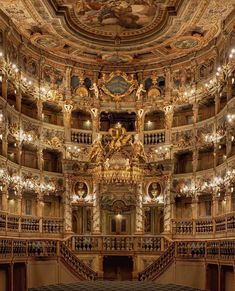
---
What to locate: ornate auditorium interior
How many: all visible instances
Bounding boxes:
[0,0,235,290]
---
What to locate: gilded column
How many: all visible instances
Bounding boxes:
[36,190,44,233]
[163,177,172,233]
[1,184,8,211]
[193,102,199,124]
[65,66,72,97]
[163,105,174,144]
[191,196,199,219]
[37,147,43,171]
[226,129,232,158]
[2,130,8,157]
[90,108,99,142]
[15,191,22,215]
[212,196,217,217]
[15,88,22,112]
[192,149,199,173]
[225,185,232,213]
[16,142,22,165]
[226,76,232,101]
[37,99,43,121]
[64,175,72,233]
[214,92,220,115]
[36,193,44,217]
[63,104,73,142]
[92,183,101,234]
[136,109,144,142]
[135,183,143,234]
[1,75,8,100]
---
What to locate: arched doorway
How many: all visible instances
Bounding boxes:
[103,256,133,281]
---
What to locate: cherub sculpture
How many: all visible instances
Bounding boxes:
[136,83,146,101]
[90,82,99,99]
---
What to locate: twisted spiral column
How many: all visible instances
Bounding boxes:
[135,183,144,234]
[92,183,101,234]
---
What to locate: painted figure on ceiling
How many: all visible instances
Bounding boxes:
[75,0,158,31]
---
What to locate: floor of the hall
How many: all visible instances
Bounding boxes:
[29,281,204,291]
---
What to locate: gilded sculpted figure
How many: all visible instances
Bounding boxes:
[90,82,99,99]
[136,83,146,101]
[89,133,104,162]
[107,123,131,155]
[131,134,148,162]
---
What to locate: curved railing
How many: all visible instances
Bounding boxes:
[1,94,235,150]
[176,240,235,260]
[138,242,175,281]
[172,212,235,238]
[0,211,64,235]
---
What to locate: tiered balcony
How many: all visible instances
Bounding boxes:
[0,211,64,236]
[171,212,235,238]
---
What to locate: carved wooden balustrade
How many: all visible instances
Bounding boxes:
[0,239,57,259]
[172,212,235,238]
[0,238,97,280]
[138,242,175,281]
[65,235,168,254]
[71,129,92,144]
[59,241,97,280]
[0,211,63,235]
[144,131,165,145]
[139,238,235,281]
[176,240,235,260]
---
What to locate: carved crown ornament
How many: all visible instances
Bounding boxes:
[88,124,148,184]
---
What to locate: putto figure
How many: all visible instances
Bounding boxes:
[136,83,146,101]
[90,82,99,99]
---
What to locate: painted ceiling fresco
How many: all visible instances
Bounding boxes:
[74,0,159,33]
[0,0,234,67]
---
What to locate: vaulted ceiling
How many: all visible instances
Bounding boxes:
[0,0,234,67]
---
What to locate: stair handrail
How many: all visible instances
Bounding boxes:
[138,242,175,281]
[59,241,97,281]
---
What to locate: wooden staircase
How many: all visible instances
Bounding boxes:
[59,241,97,280]
[138,242,175,281]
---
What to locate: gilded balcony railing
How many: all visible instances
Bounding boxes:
[171,212,235,237]
[144,131,165,145]
[0,211,63,235]
[71,129,92,144]
[176,240,235,260]
[65,235,168,254]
